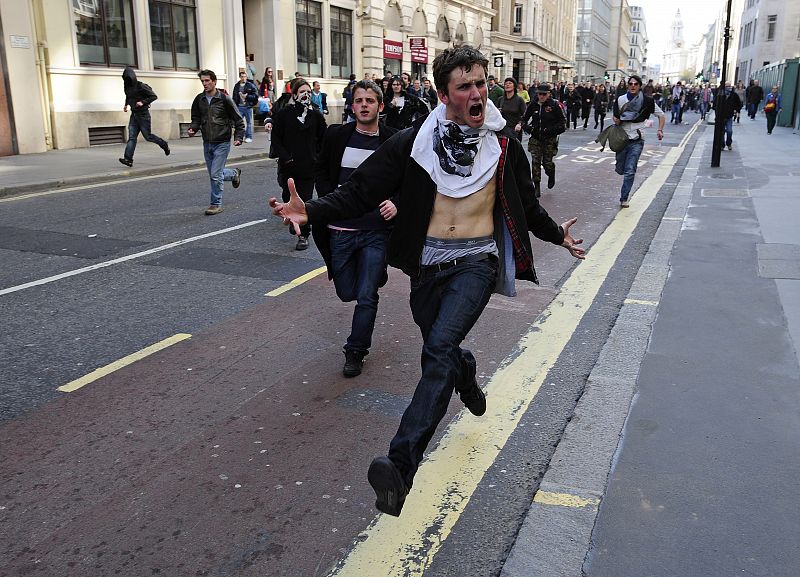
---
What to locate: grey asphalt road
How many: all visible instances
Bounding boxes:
[0,121,694,576]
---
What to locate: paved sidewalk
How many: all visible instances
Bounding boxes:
[502,119,800,575]
[0,129,273,197]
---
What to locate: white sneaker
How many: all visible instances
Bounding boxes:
[244,137,252,143]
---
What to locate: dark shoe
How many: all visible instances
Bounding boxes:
[533,181,541,198]
[547,170,556,189]
[594,122,598,129]
[367,457,409,517]
[205,205,223,215]
[727,144,732,151]
[458,351,486,416]
[232,168,241,188]
[118,157,133,167]
[343,349,367,377]
[163,144,170,156]
[295,236,309,251]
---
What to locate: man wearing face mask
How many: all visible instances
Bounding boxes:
[270,78,327,250]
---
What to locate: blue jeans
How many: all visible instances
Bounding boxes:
[723,118,734,146]
[388,257,498,487]
[203,141,237,206]
[615,138,645,202]
[330,229,390,354]
[123,111,167,160]
[238,105,253,139]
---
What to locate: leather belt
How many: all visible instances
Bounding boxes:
[420,252,495,273]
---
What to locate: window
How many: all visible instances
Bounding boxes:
[73,0,137,66]
[767,15,777,41]
[513,5,523,34]
[296,0,322,76]
[436,15,451,42]
[330,6,352,79]
[149,0,198,70]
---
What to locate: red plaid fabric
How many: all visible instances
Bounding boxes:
[496,135,533,274]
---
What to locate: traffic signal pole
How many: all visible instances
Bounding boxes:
[711,0,733,168]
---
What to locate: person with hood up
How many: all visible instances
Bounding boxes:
[119,66,169,167]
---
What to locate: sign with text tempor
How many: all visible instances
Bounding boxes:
[493,54,504,68]
[410,37,428,63]
[383,39,403,60]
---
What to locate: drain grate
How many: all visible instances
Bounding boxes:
[700,188,749,197]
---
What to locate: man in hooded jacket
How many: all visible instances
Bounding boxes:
[119,67,169,167]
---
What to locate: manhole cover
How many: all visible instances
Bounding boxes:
[701,188,749,197]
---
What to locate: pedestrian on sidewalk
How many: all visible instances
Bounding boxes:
[270,78,326,250]
[764,85,782,134]
[312,80,398,378]
[612,74,665,208]
[499,77,526,141]
[714,80,742,151]
[187,69,245,216]
[270,45,585,517]
[232,70,258,143]
[119,67,169,167]
[520,83,566,197]
[746,79,764,119]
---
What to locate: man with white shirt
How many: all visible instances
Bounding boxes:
[271,46,585,517]
[612,74,665,208]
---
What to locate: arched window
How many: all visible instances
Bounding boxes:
[436,15,451,42]
[412,8,427,36]
[384,1,403,30]
[455,21,467,45]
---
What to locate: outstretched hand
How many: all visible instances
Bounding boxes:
[269,178,308,235]
[560,217,586,260]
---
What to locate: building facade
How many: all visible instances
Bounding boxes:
[627,4,647,80]
[736,0,800,82]
[575,0,613,83]
[607,0,632,84]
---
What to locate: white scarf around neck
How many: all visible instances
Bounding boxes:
[410,100,506,198]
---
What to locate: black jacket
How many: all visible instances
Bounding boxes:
[232,80,259,107]
[304,119,565,289]
[564,90,582,111]
[189,90,245,143]
[593,91,610,113]
[270,102,327,178]
[521,97,566,141]
[312,121,398,278]
[714,88,743,120]
[383,92,429,130]
[122,67,157,114]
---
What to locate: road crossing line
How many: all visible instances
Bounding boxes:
[328,144,686,577]
[57,333,192,392]
[0,220,267,297]
[265,266,327,297]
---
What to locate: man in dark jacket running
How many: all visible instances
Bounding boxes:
[188,69,245,215]
[271,45,585,517]
[520,83,567,197]
[119,67,169,167]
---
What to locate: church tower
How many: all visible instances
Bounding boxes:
[671,9,685,49]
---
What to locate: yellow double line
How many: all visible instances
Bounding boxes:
[328,142,687,576]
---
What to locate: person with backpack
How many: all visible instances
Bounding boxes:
[612,75,665,208]
[763,85,782,134]
[119,66,169,167]
[232,71,259,143]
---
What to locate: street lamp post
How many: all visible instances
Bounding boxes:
[711,0,733,168]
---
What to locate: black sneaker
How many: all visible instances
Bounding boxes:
[163,144,170,156]
[343,349,366,377]
[547,169,556,189]
[118,157,133,167]
[458,351,486,416]
[295,236,309,251]
[367,456,409,517]
[232,168,241,188]
[533,182,541,198]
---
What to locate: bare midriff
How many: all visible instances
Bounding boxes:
[426,176,496,239]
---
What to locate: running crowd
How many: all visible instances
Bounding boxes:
[120,50,783,518]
